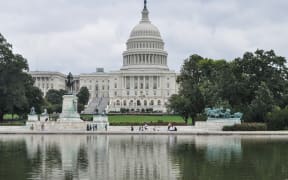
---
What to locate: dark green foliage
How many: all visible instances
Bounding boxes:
[45,89,66,105]
[24,77,44,114]
[77,87,89,105]
[0,33,44,121]
[266,108,288,130]
[77,87,90,113]
[194,114,207,122]
[169,49,288,126]
[45,89,67,113]
[169,55,206,125]
[229,50,288,110]
[167,94,191,124]
[223,123,267,131]
[77,103,85,114]
[242,82,274,122]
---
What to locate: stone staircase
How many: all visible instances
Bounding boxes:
[83,97,109,114]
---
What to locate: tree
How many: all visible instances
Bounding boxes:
[45,89,66,105]
[169,55,206,125]
[25,85,44,114]
[181,83,205,125]
[242,82,274,122]
[45,89,67,113]
[0,33,30,121]
[77,87,90,113]
[167,94,190,124]
[230,50,288,109]
[77,87,90,106]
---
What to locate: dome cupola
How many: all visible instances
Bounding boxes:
[122,0,169,71]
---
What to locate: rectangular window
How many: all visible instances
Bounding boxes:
[134,77,138,89]
[145,76,149,89]
[153,76,157,89]
[126,77,130,89]
[140,77,144,89]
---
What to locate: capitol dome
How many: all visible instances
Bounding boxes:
[122,0,168,71]
[130,23,161,38]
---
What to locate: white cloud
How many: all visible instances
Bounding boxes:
[0,0,288,74]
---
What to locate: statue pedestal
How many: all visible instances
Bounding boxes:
[59,95,83,122]
[28,115,38,122]
[92,115,109,130]
[40,115,49,122]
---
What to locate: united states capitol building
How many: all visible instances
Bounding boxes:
[30,1,179,114]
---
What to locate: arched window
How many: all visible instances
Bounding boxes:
[137,100,141,106]
[144,100,147,106]
[150,100,154,106]
[116,100,120,106]
[123,100,127,106]
[158,100,161,106]
[129,100,133,106]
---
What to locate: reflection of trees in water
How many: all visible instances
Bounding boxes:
[0,139,34,180]
[0,135,180,180]
[239,138,288,180]
[2,135,288,180]
[170,136,288,180]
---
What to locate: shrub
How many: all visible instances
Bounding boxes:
[194,114,207,122]
[223,123,267,131]
[266,108,288,130]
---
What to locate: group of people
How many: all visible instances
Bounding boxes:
[130,123,178,132]
[131,123,157,132]
[168,123,177,131]
[86,124,108,131]
[87,124,98,131]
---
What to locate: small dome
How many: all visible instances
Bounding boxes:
[130,23,161,38]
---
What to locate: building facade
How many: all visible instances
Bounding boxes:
[30,1,178,113]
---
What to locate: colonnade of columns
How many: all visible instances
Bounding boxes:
[123,75,160,90]
[123,54,167,66]
[127,41,164,49]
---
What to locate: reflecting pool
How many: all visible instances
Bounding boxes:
[0,135,287,180]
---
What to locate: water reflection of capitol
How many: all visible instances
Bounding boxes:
[0,135,243,180]
[25,135,181,180]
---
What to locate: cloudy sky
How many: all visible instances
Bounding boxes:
[0,0,288,74]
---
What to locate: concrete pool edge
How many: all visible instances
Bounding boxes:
[1,130,288,136]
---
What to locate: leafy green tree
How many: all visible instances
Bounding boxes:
[77,87,90,113]
[266,107,288,130]
[230,50,288,109]
[167,94,190,124]
[0,33,32,121]
[170,50,288,125]
[77,87,90,105]
[45,89,66,105]
[243,82,274,122]
[171,55,206,125]
[45,89,67,113]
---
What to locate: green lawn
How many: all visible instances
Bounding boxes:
[3,114,20,120]
[0,114,25,126]
[109,115,184,123]
[81,114,191,125]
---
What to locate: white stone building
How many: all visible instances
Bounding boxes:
[30,1,178,113]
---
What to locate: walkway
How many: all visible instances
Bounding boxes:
[0,126,288,135]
